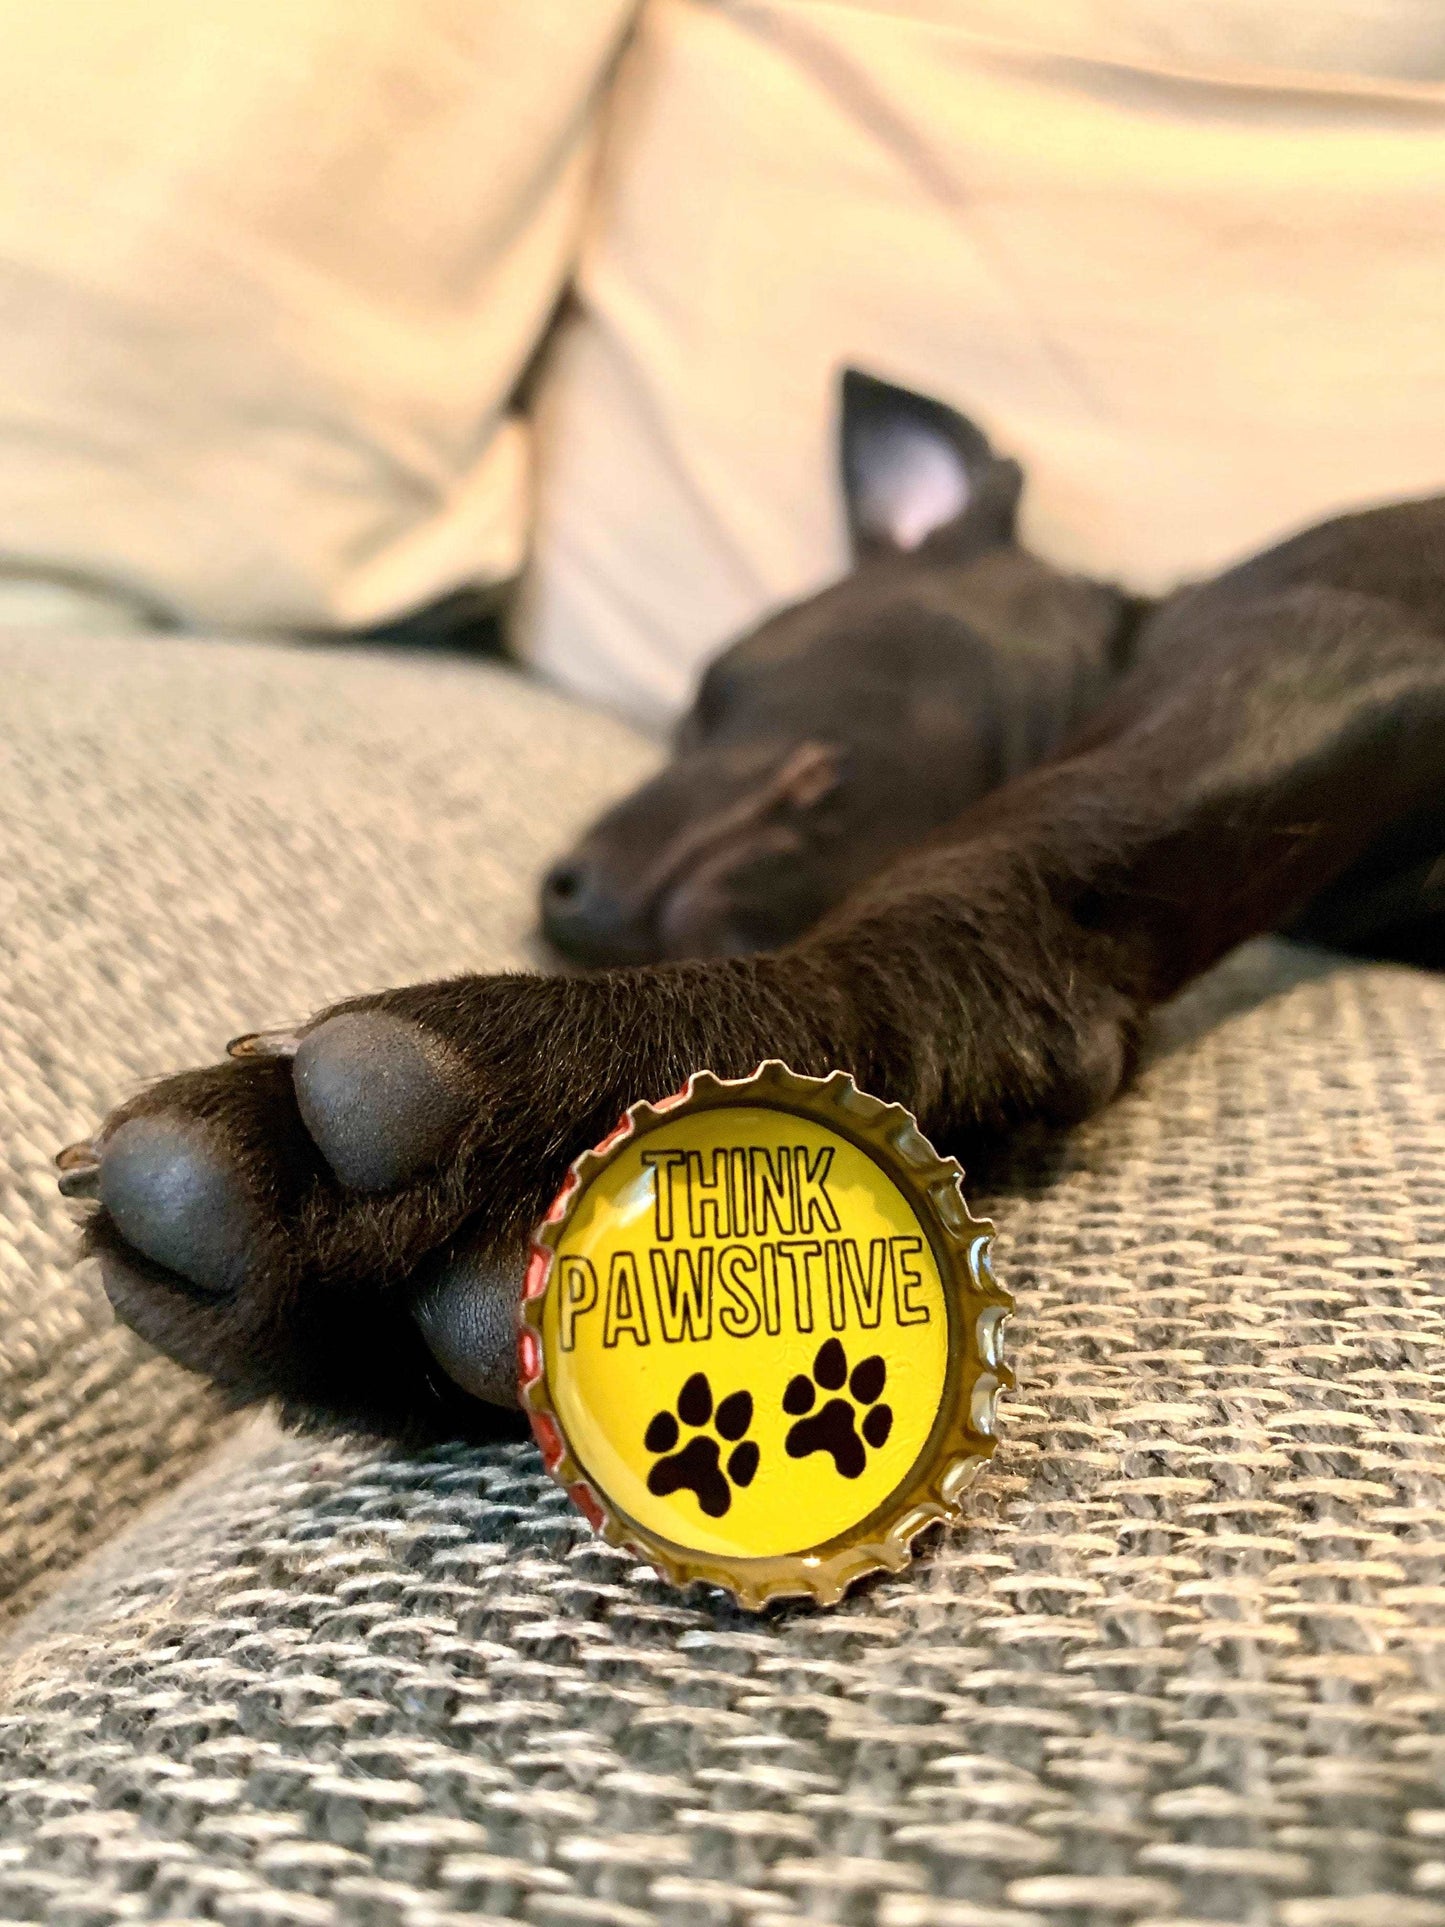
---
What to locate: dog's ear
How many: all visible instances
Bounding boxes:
[840,368,1022,562]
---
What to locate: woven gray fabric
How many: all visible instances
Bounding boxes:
[3,936,1444,1925]
[0,629,657,1624]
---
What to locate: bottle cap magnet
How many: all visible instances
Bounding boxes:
[519,1061,1012,1609]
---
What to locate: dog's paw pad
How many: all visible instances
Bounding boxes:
[98,1115,264,1298]
[410,1234,527,1409]
[292,1009,473,1192]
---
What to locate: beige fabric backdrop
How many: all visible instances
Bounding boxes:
[517,0,1445,723]
[0,0,636,634]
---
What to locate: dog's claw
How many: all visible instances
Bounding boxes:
[227,1028,301,1060]
[56,1139,102,1199]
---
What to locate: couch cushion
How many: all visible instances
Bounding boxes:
[0,630,656,1626]
[3,939,1443,1922]
[518,0,1445,721]
[0,0,635,636]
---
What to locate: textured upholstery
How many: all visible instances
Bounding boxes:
[0,629,656,1627]
[3,629,1445,1922]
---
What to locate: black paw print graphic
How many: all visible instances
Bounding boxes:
[783,1338,893,1478]
[644,1371,760,1518]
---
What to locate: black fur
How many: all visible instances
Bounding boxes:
[69,371,1445,1441]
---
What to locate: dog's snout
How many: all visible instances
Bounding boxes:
[540,854,654,966]
[542,860,585,909]
[540,740,855,968]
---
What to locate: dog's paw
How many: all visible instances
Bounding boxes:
[58,963,822,1441]
[55,890,1138,1443]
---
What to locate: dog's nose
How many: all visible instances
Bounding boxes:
[540,858,656,965]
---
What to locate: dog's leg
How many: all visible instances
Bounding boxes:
[1286,803,1445,967]
[66,584,1445,1438]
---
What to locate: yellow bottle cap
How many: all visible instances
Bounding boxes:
[519,1061,1011,1609]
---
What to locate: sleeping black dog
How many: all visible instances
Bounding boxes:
[57,373,1445,1440]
